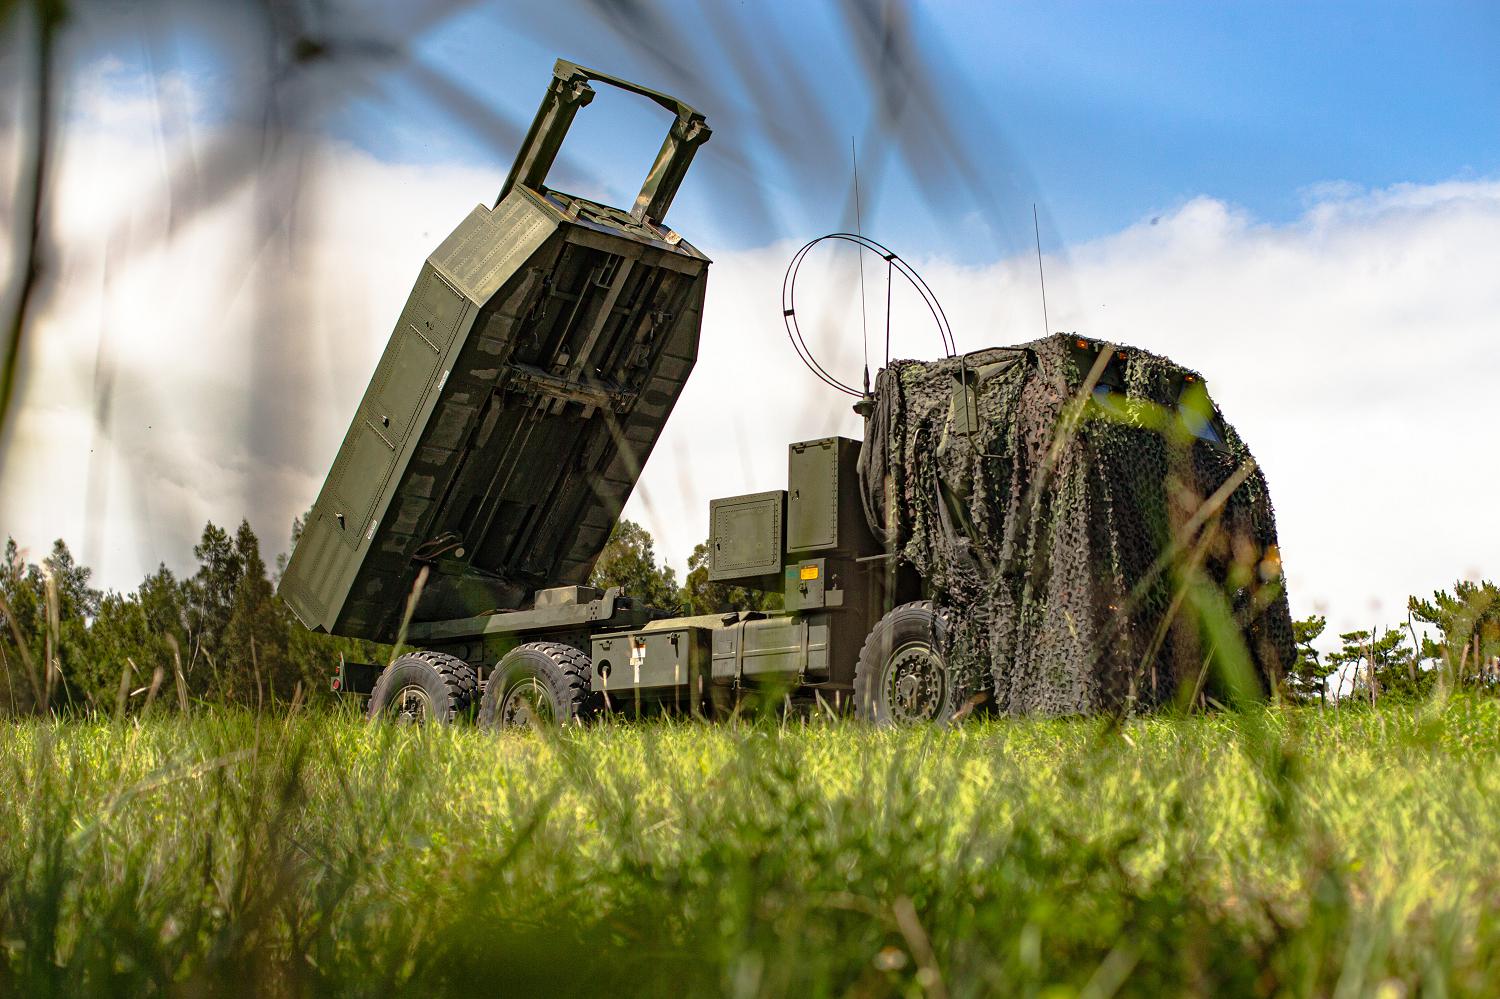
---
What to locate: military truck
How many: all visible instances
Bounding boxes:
[279,60,1292,726]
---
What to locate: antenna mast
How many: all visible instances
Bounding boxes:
[853,138,870,392]
[1033,204,1051,336]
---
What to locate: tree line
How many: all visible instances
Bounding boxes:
[0,517,774,717]
[1284,580,1500,703]
[2,513,1493,715]
[0,519,379,716]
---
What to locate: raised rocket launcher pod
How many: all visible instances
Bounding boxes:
[286,61,1292,725]
[279,60,711,646]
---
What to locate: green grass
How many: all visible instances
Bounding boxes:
[3,701,1500,996]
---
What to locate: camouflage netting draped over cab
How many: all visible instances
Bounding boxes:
[858,333,1294,715]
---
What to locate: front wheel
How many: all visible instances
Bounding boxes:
[367,651,477,724]
[853,601,977,724]
[478,642,593,729]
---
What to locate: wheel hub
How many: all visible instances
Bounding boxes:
[883,642,945,722]
[391,683,433,724]
[500,677,554,727]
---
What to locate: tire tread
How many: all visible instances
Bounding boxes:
[853,600,965,723]
[368,650,477,723]
[478,641,593,728]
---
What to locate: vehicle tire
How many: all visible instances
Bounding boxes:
[367,651,477,724]
[853,601,977,724]
[478,642,594,729]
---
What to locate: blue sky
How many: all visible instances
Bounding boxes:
[309,1,1500,254]
[63,2,1499,257]
[937,2,1500,232]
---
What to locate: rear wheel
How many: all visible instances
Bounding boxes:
[478,642,593,729]
[367,651,477,725]
[854,601,975,724]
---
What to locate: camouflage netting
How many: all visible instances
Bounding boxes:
[858,333,1294,715]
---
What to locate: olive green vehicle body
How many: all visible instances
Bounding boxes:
[279,61,902,712]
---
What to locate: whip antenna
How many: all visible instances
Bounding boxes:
[1033,203,1051,336]
[853,138,870,392]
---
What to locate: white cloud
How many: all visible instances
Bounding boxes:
[3,68,1498,654]
[67,56,206,135]
[1,66,495,582]
[638,180,1500,647]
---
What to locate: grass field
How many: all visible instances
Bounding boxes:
[3,700,1499,997]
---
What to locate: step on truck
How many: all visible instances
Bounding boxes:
[279,60,1293,725]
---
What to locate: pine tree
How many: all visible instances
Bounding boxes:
[221,521,291,706]
[187,522,242,676]
[0,539,101,713]
[1410,580,1500,689]
[0,537,46,712]
[1329,626,1424,702]
[1286,615,1333,703]
[92,566,191,713]
[44,540,101,709]
[87,593,152,713]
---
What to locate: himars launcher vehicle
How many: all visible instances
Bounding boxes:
[279,60,1294,725]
